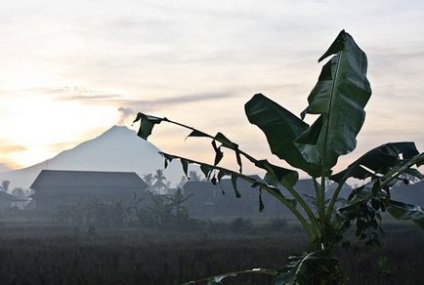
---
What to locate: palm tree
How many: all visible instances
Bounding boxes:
[0,180,10,193]
[152,170,170,194]
[143,173,154,191]
[167,188,193,223]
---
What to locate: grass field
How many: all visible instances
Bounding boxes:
[0,218,422,285]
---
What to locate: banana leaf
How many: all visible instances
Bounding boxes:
[245,93,320,177]
[296,30,372,171]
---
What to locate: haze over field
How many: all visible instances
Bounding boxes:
[1,1,423,175]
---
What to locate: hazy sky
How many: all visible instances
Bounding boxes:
[1,0,423,175]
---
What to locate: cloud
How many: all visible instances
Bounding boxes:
[122,92,232,112]
[0,163,12,173]
[0,143,26,172]
[1,144,26,153]
[47,87,120,102]
[21,86,122,103]
[115,92,234,125]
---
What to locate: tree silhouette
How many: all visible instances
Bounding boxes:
[188,170,203,181]
[167,188,193,224]
[151,169,170,194]
[143,173,154,191]
[0,180,10,192]
[11,187,26,199]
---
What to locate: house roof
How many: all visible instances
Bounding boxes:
[30,170,148,190]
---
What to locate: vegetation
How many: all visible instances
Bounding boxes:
[52,188,194,230]
[0,220,422,285]
[0,180,10,192]
[0,179,31,199]
[133,30,424,284]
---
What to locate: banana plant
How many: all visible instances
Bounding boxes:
[133,30,424,284]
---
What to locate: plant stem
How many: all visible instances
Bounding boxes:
[325,176,348,220]
[283,182,320,238]
[380,153,424,189]
[158,115,321,237]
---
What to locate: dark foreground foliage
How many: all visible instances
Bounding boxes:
[0,221,422,285]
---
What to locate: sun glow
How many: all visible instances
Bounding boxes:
[0,93,119,169]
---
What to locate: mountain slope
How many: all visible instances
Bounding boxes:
[0,126,186,189]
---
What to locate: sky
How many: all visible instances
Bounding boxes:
[1,0,423,176]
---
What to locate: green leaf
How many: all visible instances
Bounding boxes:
[274,250,341,285]
[200,164,213,179]
[215,132,235,149]
[331,142,420,183]
[217,170,229,182]
[259,188,265,212]
[132,113,164,140]
[256,159,299,188]
[187,130,209,138]
[387,200,424,229]
[211,140,224,166]
[213,133,243,172]
[160,152,175,169]
[245,94,320,177]
[231,174,241,198]
[180,159,189,177]
[296,30,372,171]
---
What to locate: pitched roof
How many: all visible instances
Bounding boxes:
[30,170,148,190]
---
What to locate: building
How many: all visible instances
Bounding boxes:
[30,170,148,210]
[182,175,291,217]
[182,177,353,218]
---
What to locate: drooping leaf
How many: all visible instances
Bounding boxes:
[214,133,243,172]
[186,130,210,138]
[160,152,175,169]
[231,174,241,198]
[200,164,213,179]
[259,187,265,212]
[211,175,217,185]
[217,170,229,182]
[215,132,235,149]
[211,140,224,166]
[386,200,424,229]
[235,145,243,173]
[331,142,420,183]
[132,113,164,140]
[296,30,372,171]
[245,93,320,177]
[181,159,189,177]
[256,159,299,188]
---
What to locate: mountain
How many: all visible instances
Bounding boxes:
[0,126,188,190]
